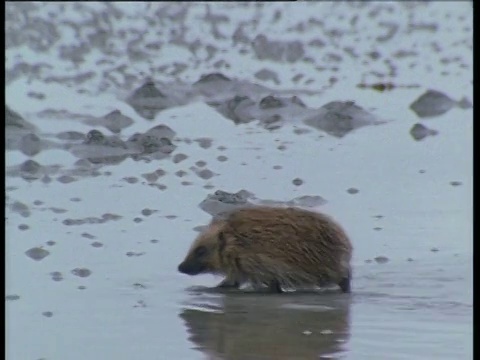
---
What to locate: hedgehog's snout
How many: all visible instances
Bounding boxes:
[178,259,205,275]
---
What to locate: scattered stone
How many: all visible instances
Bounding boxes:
[19,133,42,156]
[217,155,228,162]
[10,201,30,217]
[194,138,213,149]
[255,69,281,85]
[18,224,30,230]
[150,239,159,244]
[293,128,312,135]
[292,178,303,186]
[259,95,285,109]
[285,195,327,207]
[199,189,254,216]
[126,251,145,257]
[56,131,85,141]
[410,123,438,141]
[196,169,216,180]
[172,153,188,163]
[410,90,457,118]
[123,177,139,184]
[431,247,439,252]
[81,233,95,239]
[42,311,53,318]
[141,208,155,216]
[304,101,383,137]
[450,181,462,186]
[347,188,359,194]
[5,294,20,301]
[71,268,92,277]
[25,247,50,261]
[6,106,36,130]
[374,256,389,264]
[151,183,167,190]
[50,271,63,281]
[133,300,147,308]
[141,172,158,183]
[175,170,188,177]
[99,110,134,134]
[91,242,103,248]
[46,241,56,246]
[193,225,207,232]
[49,207,67,214]
[155,169,166,177]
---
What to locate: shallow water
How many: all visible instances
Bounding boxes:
[6,2,472,360]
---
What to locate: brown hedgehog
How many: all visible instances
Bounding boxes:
[177,206,352,293]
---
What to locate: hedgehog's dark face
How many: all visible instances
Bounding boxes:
[177,223,225,276]
[177,245,212,275]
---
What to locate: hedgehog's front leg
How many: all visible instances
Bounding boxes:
[268,280,283,293]
[216,277,240,289]
[338,277,350,293]
[338,267,352,293]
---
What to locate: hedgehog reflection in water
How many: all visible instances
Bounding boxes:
[178,206,352,293]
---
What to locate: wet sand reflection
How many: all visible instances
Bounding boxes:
[180,288,351,360]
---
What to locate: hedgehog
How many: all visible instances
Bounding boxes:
[177,206,352,293]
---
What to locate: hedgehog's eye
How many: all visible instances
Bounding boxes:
[194,245,208,257]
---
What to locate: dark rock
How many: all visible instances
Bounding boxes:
[410,123,438,141]
[410,90,456,118]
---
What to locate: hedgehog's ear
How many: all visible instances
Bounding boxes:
[218,231,226,253]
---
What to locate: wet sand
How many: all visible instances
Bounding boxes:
[6,2,472,360]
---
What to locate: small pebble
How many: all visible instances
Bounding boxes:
[141,208,154,216]
[25,247,50,261]
[374,256,389,264]
[71,268,92,277]
[292,178,303,186]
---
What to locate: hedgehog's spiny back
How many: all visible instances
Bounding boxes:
[223,206,350,248]
[220,206,352,283]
